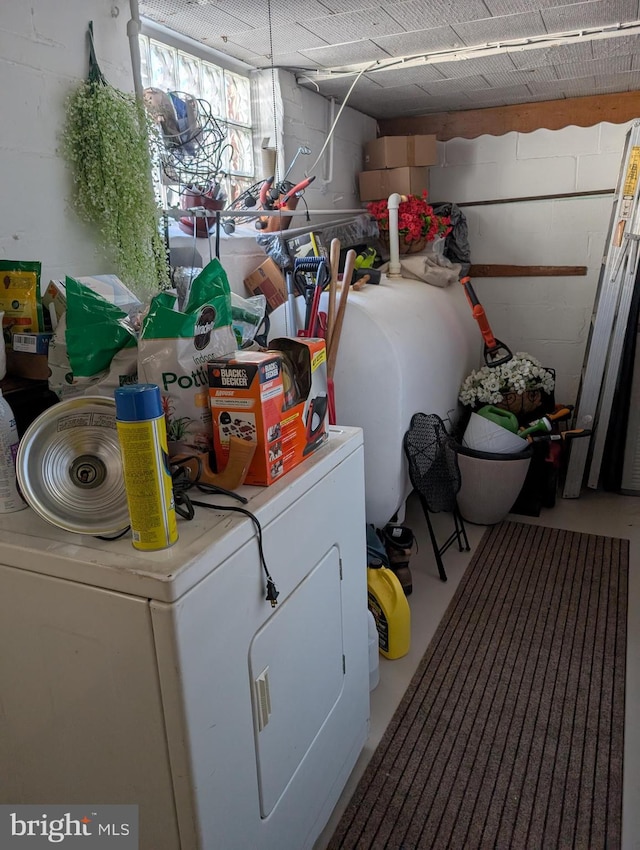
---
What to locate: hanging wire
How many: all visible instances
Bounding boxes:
[307,63,376,176]
[171,458,280,606]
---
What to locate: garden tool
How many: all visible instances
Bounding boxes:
[459,274,513,367]
[326,238,341,353]
[529,428,592,443]
[326,239,341,422]
[293,256,329,333]
[519,406,573,437]
[354,247,377,270]
[519,417,552,439]
[327,249,357,424]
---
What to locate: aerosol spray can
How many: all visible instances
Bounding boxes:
[114,383,178,550]
[0,389,26,513]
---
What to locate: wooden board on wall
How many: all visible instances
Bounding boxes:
[379,91,640,141]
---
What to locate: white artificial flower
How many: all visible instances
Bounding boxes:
[458,352,554,408]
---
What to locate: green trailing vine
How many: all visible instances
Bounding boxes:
[62,22,169,298]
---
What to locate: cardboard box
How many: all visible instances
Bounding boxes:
[5,350,50,381]
[364,135,437,170]
[358,167,430,201]
[269,336,329,473]
[208,338,329,486]
[12,332,53,354]
[243,257,287,313]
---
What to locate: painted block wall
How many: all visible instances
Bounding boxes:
[0,2,133,285]
[0,3,376,296]
[428,122,634,405]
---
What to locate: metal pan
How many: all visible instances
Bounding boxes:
[16,395,130,536]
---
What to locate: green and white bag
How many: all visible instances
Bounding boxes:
[48,276,138,399]
[138,258,236,453]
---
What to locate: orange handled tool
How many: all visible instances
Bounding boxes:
[460,275,513,367]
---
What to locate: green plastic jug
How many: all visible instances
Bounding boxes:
[476,405,519,434]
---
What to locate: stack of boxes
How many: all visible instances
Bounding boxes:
[358,135,438,201]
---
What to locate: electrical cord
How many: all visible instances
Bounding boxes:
[171,456,280,606]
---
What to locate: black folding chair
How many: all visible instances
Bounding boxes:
[403,412,470,582]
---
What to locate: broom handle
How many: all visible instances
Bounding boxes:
[327,249,356,380]
[326,238,341,353]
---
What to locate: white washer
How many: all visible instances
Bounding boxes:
[0,427,369,850]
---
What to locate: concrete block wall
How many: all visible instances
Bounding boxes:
[429,122,634,405]
[274,69,377,219]
[0,2,133,285]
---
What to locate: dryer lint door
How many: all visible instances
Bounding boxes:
[249,544,344,817]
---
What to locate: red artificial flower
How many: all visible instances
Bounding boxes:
[366,191,452,244]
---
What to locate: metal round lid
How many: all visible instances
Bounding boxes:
[16,395,130,536]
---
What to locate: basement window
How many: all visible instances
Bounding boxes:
[138,32,255,204]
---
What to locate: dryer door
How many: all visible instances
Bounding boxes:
[249,544,344,816]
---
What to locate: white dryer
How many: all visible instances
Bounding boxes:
[0,427,369,850]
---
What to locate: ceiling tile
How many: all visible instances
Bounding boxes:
[592,33,640,59]
[541,0,639,32]
[383,0,494,30]
[315,74,384,96]
[371,26,463,56]
[269,53,318,69]
[299,8,404,41]
[215,0,337,28]
[468,82,534,102]
[430,52,517,79]
[481,65,559,87]
[315,0,382,11]
[594,70,640,88]
[227,23,328,55]
[484,0,597,13]
[140,0,640,122]
[365,63,446,87]
[421,74,492,94]
[509,41,594,69]
[554,54,632,80]
[139,1,253,36]
[299,40,392,68]
[527,77,596,95]
[451,11,547,46]
[414,94,476,112]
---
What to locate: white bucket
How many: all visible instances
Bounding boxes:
[462,412,528,455]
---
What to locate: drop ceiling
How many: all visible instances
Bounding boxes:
[139,0,640,119]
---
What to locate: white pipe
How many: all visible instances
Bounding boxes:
[127,0,144,103]
[387,193,406,279]
[321,98,335,188]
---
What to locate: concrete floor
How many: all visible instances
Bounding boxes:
[315,488,640,850]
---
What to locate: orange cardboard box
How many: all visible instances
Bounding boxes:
[208,339,329,486]
[243,257,287,313]
[363,134,437,170]
[358,166,430,201]
[269,336,329,475]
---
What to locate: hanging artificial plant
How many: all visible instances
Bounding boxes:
[62,22,169,297]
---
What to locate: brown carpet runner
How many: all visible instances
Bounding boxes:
[329,521,628,850]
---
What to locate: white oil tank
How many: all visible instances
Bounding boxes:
[269,275,479,527]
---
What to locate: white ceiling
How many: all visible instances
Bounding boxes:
[139,0,640,119]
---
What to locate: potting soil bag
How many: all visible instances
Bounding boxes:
[49,276,138,399]
[138,258,236,453]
